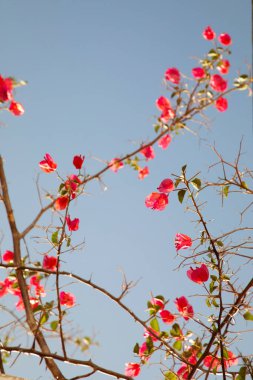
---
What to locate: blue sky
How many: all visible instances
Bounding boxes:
[0,1,252,379]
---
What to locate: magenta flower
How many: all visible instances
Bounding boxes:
[187,264,209,284]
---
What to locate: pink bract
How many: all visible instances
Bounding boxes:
[43,255,58,272]
[158,134,172,150]
[215,97,228,112]
[202,26,216,40]
[73,155,85,169]
[145,192,168,211]
[9,101,25,116]
[150,297,164,310]
[66,215,80,231]
[60,291,76,308]
[218,33,232,46]
[210,74,227,92]
[156,96,171,111]
[174,233,192,251]
[109,158,124,172]
[138,166,149,180]
[187,263,209,284]
[54,196,69,211]
[165,67,180,84]
[125,363,141,377]
[157,178,174,193]
[217,59,230,75]
[141,146,155,161]
[39,153,57,173]
[160,309,176,324]
[0,75,13,102]
[2,250,14,263]
[174,296,194,321]
[192,67,205,79]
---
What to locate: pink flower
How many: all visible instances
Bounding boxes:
[203,355,220,369]
[215,97,228,112]
[109,158,124,172]
[150,297,164,311]
[218,33,232,46]
[217,60,230,75]
[224,351,238,368]
[65,174,81,199]
[66,215,79,231]
[160,309,176,324]
[165,68,180,84]
[187,264,209,284]
[210,74,227,92]
[59,291,75,307]
[174,233,192,251]
[145,192,168,211]
[177,364,189,379]
[125,363,140,377]
[143,327,159,342]
[141,146,155,161]
[202,26,216,40]
[73,155,85,169]
[43,255,58,272]
[158,134,172,150]
[9,101,25,116]
[54,196,69,211]
[2,250,14,263]
[157,178,174,193]
[138,166,149,180]
[156,96,171,111]
[175,296,194,321]
[139,342,150,362]
[192,67,205,79]
[0,281,7,298]
[16,297,40,311]
[39,154,57,173]
[0,76,13,102]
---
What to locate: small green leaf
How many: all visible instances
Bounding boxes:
[206,298,211,307]
[210,275,217,281]
[173,340,182,351]
[154,125,160,133]
[212,299,219,308]
[243,311,253,321]
[216,240,223,247]
[66,237,71,247]
[133,343,139,354]
[207,49,220,59]
[181,164,187,174]
[51,231,59,245]
[50,320,59,331]
[241,181,248,189]
[178,189,186,204]
[164,370,178,380]
[191,178,201,190]
[223,185,229,198]
[40,312,49,325]
[170,323,181,337]
[236,366,247,380]
[150,318,160,332]
[174,178,181,188]
[222,347,229,360]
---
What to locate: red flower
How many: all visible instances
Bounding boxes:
[143,327,159,342]
[150,297,164,311]
[158,134,172,150]
[2,250,14,263]
[65,174,81,199]
[217,59,230,75]
[160,309,176,324]
[139,342,150,362]
[125,363,140,377]
[66,215,79,231]
[0,282,7,298]
[156,96,171,111]
[192,67,205,79]
[174,233,192,251]
[215,97,228,112]
[39,153,57,173]
[187,264,209,284]
[43,255,58,271]
[165,68,180,84]
[175,296,194,321]
[218,33,232,46]
[0,76,13,102]
[157,178,174,193]
[145,192,168,211]
[141,146,155,161]
[73,155,85,169]
[224,351,238,368]
[138,166,149,180]
[9,101,25,116]
[202,26,216,40]
[109,158,124,172]
[54,196,69,211]
[177,364,189,379]
[210,74,227,92]
[203,355,220,369]
[59,291,75,308]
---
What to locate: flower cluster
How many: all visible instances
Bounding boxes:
[145,178,174,211]
[0,75,25,116]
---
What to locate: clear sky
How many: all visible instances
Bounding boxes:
[0,1,252,379]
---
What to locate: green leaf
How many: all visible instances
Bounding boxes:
[236,366,247,380]
[178,189,186,204]
[243,311,253,321]
[66,237,71,247]
[207,49,220,59]
[206,298,211,308]
[154,125,160,133]
[173,340,182,351]
[174,178,181,188]
[191,178,201,190]
[50,320,59,331]
[216,240,223,247]
[222,347,229,360]
[241,181,248,189]
[40,312,49,325]
[170,323,181,337]
[181,164,187,174]
[210,275,217,281]
[164,371,178,380]
[223,185,229,198]
[150,318,160,332]
[51,231,59,245]
[133,343,139,354]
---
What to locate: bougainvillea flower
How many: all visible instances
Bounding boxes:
[177,364,189,379]
[192,67,205,79]
[224,351,238,368]
[174,233,192,251]
[60,291,76,307]
[165,68,180,84]
[30,275,40,287]
[218,33,232,46]
[16,296,39,311]
[156,96,171,111]
[160,107,175,123]
[150,297,164,311]
[187,264,209,284]
[174,296,194,321]
[9,101,25,116]
[138,166,149,180]
[143,327,159,342]
[109,158,124,172]
[141,146,155,161]
[217,59,230,75]
[210,74,227,92]
[203,355,221,369]
[158,134,172,150]
[202,26,216,40]
[73,155,85,169]
[65,174,81,199]
[0,75,13,102]
[43,255,58,272]
[54,196,69,211]
[66,215,80,231]
[157,178,174,193]
[30,276,46,298]
[0,282,7,298]
[139,342,150,362]
[2,250,14,263]
[125,363,141,377]
[145,192,168,211]
[215,97,228,112]
[160,309,176,324]
[39,153,57,173]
